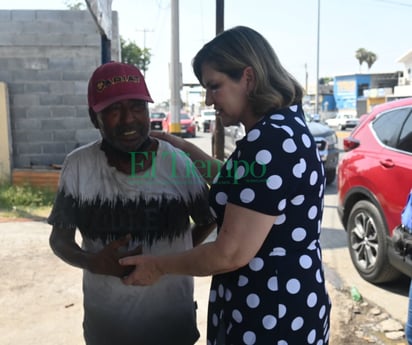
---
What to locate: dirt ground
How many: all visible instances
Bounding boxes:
[0,219,407,345]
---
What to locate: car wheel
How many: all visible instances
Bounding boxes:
[346,200,401,283]
[338,124,345,130]
[325,168,336,185]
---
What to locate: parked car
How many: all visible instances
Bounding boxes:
[219,114,339,185]
[325,113,360,130]
[197,109,216,132]
[337,97,412,283]
[178,112,197,138]
[162,112,196,138]
[309,113,321,122]
[149,111,167,132]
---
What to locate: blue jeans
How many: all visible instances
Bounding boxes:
[406,279,412,345]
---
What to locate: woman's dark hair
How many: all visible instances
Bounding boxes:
[192,26,303,117]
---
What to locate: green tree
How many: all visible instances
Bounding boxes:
[355,48,368,72]
[355,48,378,72]
[319,77,333,85]
[120,37,151,74]
[365,51,378,70]
[64,0,85,10]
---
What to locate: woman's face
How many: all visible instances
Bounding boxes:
[201,63,254,128]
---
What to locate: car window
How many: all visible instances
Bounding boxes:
[372,108,411,149]
[398,110,412,153]
[150,112,166,119]
[180,113,190,120]
[202,111,215,117]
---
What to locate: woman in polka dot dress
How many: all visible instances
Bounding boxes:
[120,25,331,345]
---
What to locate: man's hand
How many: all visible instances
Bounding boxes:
[87,235,142,278]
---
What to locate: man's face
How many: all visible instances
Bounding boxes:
[94,99,150,153]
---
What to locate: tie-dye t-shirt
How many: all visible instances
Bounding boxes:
[48,139,214,345]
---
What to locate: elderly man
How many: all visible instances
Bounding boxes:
[48,61,215,345]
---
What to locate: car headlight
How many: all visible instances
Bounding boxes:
[324,133,337,146]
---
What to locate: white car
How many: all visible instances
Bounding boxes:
[196,109,216,132]
[325,113,360,130]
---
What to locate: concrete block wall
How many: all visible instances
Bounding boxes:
[0,10,120,169]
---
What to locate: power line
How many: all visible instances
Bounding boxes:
[375,0,412,7]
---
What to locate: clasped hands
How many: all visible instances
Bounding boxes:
[88,234,162,286]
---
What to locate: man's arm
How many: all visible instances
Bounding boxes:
[49,226,140,277]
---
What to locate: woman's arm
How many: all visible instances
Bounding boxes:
[151,132,223,184]
[120,203,276,285]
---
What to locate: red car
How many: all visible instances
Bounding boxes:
[149,111,167,132]
[163,112,196,138]
[337,97,412,283]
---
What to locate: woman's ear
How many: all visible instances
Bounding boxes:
[88,108,99,129]
[243,66,256,93]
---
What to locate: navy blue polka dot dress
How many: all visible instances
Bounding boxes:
[207,104,331,345]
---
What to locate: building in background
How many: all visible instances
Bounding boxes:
[0,10,120,185]
[391,50,412,100]
[334,73,398,116]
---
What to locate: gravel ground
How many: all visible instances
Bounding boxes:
[0,219,407,345]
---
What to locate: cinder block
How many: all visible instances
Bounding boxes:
[50,106,76,118]
[11,10,35,21]
[12,94,40,107]
[0,11,12,22]
[39,95,63,106]
[53,130,76,142]
[27,106,52,119]
[14,118,42,130]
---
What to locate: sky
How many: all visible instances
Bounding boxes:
[1,0,412,103]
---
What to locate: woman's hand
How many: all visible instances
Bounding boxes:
[119,255,163,286]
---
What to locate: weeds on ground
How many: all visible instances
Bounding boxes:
[0,184,55,220]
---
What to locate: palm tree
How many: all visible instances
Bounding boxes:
[355,48,368,72]
[365,51,378,70]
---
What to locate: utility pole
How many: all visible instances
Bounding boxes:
[304,63,308,93]
[136,28,153,77]
[170,0,181,135]
[213,0,225,160]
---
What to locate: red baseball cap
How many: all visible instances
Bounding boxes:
[87,61,154,112]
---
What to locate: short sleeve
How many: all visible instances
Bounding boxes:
[47,155,78,229]
[224,115,316,216]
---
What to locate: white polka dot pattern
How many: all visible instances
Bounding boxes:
[266,175,282,190]
[262,315,277,329]
[206,105,330,344]
[247,129,261,142]
[249,257,264,271]
[282,138,297,153]
[215,192,228,205]
[256,149,272,165]
[246,294,260,308]
[240,188,255,203]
